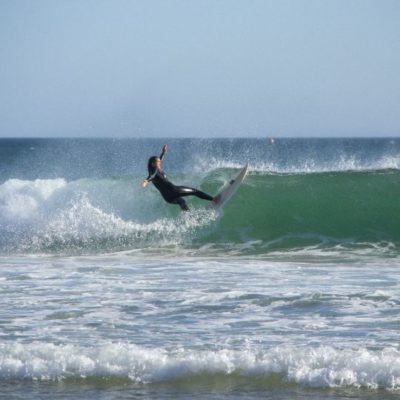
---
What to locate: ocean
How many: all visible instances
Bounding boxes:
[0,137,399,399]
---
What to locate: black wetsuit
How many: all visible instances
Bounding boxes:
[146,151,213,211]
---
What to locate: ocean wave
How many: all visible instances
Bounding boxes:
[0,169,400,254]
[0,168,399,255]
[0,343,399,391]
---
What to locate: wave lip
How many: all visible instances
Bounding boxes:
[0,343,399,391]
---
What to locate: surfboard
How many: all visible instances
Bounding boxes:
[211,164,249,209]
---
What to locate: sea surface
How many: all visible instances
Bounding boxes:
[0,137,399,399]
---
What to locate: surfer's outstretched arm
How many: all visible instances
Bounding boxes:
[159,144,167,160]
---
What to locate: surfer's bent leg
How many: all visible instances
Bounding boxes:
[174,186,213,201]
[172,197,190,211]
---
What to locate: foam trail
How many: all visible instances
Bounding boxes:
[0,343,399,390]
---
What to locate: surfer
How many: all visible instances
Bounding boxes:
[142,145,214,211]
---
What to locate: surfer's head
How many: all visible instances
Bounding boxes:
[148,156,161,170]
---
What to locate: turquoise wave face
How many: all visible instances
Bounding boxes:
[0,168,399,255]
[199,168,400,250]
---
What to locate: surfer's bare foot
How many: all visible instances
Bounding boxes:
[212,195,221,204]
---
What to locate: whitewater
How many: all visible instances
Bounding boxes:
[0,138,400,400]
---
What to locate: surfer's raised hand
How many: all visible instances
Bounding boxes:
[142,179,149,188]
[161,144,167,155]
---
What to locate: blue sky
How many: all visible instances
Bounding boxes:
[0,0,399,137]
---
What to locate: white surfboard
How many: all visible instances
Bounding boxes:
[211,164,249,209]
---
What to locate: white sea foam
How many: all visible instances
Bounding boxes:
[0,178,66,220]
[0,178,217,253]
[0,343,399,390]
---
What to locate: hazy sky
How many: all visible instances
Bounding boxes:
[0,0,399,137]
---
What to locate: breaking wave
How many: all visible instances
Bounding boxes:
[0,342,399,391]
[0,166,399,254]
